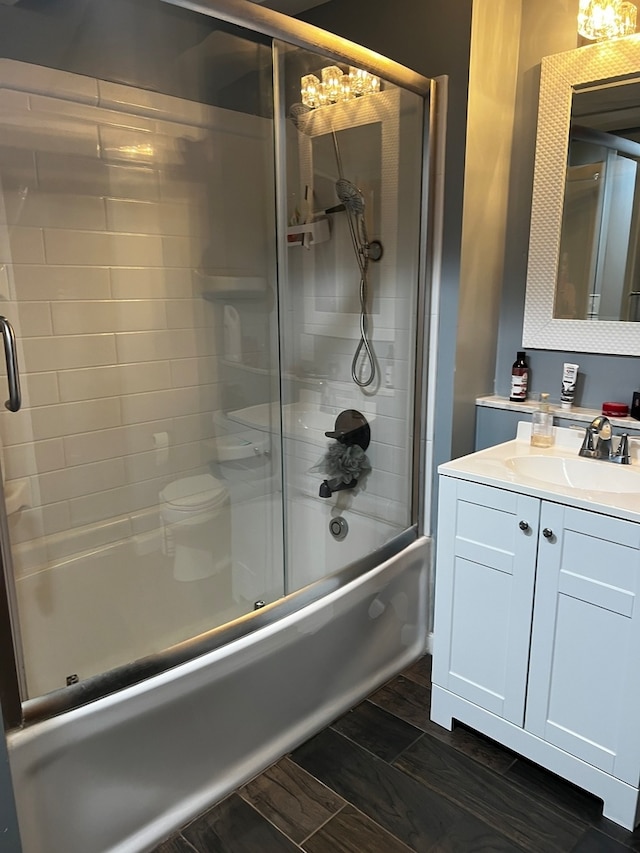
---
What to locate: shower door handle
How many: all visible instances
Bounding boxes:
[0,317,21,412]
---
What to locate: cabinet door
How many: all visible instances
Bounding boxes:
[432,478,540,725]
[526,503,640,784]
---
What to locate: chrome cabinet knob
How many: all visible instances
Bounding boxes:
[518,520,529,531]
[542,528,553,539]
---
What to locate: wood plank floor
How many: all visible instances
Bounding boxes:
[153,655,640,852]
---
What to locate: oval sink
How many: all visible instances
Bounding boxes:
[505,455,640,493]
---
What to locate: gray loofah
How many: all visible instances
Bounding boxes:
[311,441,371,484]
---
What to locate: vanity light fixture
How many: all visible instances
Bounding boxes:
[300,65,380,109]
[578,0,637,40]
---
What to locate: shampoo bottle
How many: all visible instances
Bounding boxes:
[510,351,529,402]
[531,393,554,447]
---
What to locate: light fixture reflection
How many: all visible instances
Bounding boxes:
[300,64,381,110]
[618,1,638,34]
[578,0,637,40]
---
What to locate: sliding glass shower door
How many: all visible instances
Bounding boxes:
[0,4,284,699]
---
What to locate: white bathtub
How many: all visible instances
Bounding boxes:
[9,535,430,853]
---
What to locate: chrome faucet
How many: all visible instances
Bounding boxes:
[579,415,630,464]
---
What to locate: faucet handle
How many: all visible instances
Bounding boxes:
[613,432,631,464]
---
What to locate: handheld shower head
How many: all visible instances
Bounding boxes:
[335,178,365,215]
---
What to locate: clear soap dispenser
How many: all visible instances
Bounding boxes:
[531,393,554,448]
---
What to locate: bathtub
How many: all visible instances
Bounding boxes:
[8,533,430,853]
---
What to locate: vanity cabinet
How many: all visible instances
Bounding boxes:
[432,475,640,828]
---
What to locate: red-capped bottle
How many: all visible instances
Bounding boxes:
[509,351,529,402]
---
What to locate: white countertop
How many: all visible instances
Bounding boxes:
[439,422,640,523]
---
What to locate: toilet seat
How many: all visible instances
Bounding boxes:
[160,474,228,515]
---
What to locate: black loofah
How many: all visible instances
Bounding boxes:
[311,441,371,485]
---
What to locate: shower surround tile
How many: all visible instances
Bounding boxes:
[2,189,106,231]
[20,333,117,373]
[57,361,172,403]
[43,229,164,267]
[0,226,45,264]
[114,328,202,363]
[11,265,111,301]
[109,266,195,299]
[51,299,167,335]
[105,198,200,237]
[63,418,174,466]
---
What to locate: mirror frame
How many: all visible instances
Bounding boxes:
[523,34,640,355]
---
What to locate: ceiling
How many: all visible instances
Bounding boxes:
[249,0,330,16]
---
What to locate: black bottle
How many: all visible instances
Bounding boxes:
[509,351,529,402]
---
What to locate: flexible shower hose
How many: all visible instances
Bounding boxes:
[350,229,375,388]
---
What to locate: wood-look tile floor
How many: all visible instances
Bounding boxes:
[153,655,640,852]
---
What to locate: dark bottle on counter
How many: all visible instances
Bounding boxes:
[510,351,529,402]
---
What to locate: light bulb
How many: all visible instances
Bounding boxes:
[618,1,637,34]
[578,0,623,40]
[349,66,367,96]
[321,66,343,103]
[340,74,351,102]
[301,74,321,108]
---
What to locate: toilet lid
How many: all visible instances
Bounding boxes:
[160,474,227,509]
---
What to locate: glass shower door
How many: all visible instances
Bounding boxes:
[0,9,283,700]
[276,42,424,593]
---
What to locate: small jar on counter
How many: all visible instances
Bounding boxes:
[531,393,554,447]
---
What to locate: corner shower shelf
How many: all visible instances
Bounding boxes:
[196,272,267,300]
[287,217,330,248]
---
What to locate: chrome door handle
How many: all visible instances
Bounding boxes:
[0,317,21,412]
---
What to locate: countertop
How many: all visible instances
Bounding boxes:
[476,395,640,432]
[439,421,640,523]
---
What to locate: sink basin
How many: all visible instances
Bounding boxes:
[505,455,640,493]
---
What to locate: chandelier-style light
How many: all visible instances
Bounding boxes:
[578,0,637,40]
[301,65,381,110]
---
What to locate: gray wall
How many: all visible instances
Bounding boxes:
[497,0,640,411]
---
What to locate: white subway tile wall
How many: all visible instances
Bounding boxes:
[0,60,420,697]
[0,62,275,582]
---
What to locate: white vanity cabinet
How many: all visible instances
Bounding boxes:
[431,474,640,829]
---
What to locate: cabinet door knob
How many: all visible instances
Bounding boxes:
[518,520,529,531]
[542,527,554,539]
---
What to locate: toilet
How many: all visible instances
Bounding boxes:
[159,420,272,582]
[160,473,231,582]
